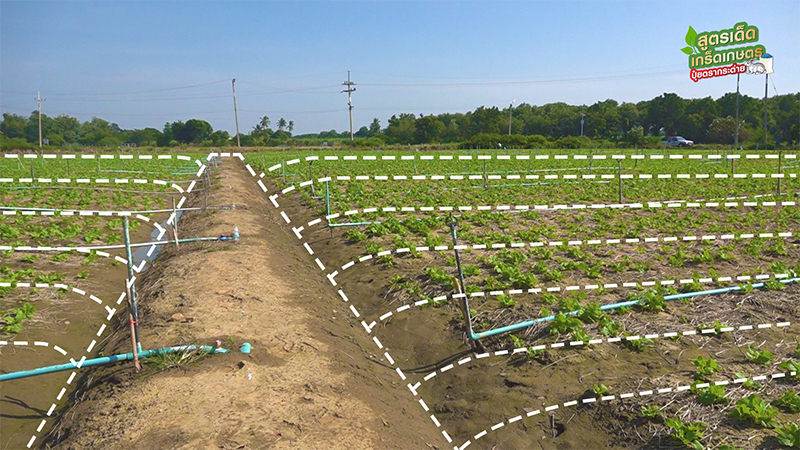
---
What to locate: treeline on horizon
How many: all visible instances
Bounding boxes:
[1,92,798,151]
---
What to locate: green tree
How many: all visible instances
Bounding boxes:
[468,106,506,135]
[78,117,118,145]
[384,114,417,144]
[368,118,381,136]
[647,93,685,136]
[414,115,445,143]
[618,102,640,137]
[354,126,370,138]
[627,125,645,149]
[176,119,212,144]
[210,130,230,146]
[707,116,750,144]
[1,113,28,140]
[52,115,81,144]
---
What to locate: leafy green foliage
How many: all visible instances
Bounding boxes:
[776,423,800,448]
[496,294,516,308]
[692,385,728,405]
[779,360,800,380]
[745,345,774,365]
[1,303,35,334]
[571,328,591,344]
[20,255,39,263]
[579,302,604,323]
[51,251,72,262]
[737,282,755,294]
[463,265,481,277]
[526,347,543,359]
[378,254,394,268]
[344,229,367,243]
[426,267,453,288]
[365,242,382,255]
[641,405,661,420]
[736,373,764,390]
[599,318,623,337]
[639,291,666,312]
[692,356,719,380]
[622,334,652,352]
[718,445,743,450]
[729,394,779,428]
[592,384,608,397]
[365,222,390,237]
[773,391,800,413]
[665,417,706,449]
[548,313,582,335]
[83,226,102,243]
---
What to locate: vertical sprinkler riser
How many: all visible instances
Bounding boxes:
[122,217,142,351]
[448,217,480,347]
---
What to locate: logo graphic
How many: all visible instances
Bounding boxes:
[681,22,773,82]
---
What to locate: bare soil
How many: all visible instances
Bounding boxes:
[44,159,440,449]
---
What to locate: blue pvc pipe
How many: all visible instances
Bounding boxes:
[0,345,227,381]
[471,276,800,340]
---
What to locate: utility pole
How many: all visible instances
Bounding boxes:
[734,73,740,149]
[35,92,45,149]
[508,99,516,135]
[763,73,769,147]
[580,113,586,137]
[232,79,241,148]
[341,71,356,141]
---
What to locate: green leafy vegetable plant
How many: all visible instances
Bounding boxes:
[776,423,800,448]
[1,303,35,334]
[772,391,800,413]
[593,384,608,397]
[778,360,800,380]
[745,345,774,366]
[735,373,764,390]
[728,394,779,428]
[692,385,728,405]
[665,417,706,449]
[496,294,516,308]
[622,334,652,352]
[548,313,582,335]
[641,405,661,420]
[692,356,719,380]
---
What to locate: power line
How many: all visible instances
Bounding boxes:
[239,108,343,114]
[0,84,339,103]
[0,79,230,98]
[236,72,343,87]
[0,106,232,118]
[359,70,685,87]
[356,64,687,81]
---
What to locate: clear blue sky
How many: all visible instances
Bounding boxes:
[1,0,798,135]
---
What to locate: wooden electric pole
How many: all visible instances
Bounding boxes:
[341,71,356,141]
[35,92,45,149]
[232,79,241,148]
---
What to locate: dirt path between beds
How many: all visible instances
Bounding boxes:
[48,157,440,449]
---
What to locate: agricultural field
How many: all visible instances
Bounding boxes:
[247,148,800,450]
[0,152,210,449]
